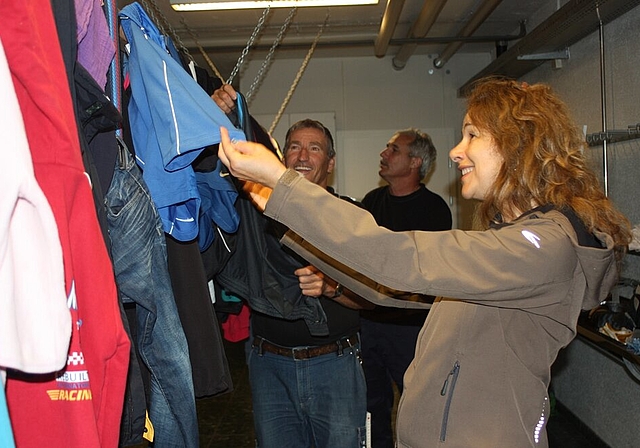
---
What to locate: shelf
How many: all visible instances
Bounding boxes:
[576,315,640,367]
[458,0,640,97]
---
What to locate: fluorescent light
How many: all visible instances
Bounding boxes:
[171,0,378,12]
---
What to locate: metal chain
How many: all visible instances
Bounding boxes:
[142,0,211,79]
[227,6,271,85]
[141,0,188,52]
[269,13,329,135]
[139,0,242,83]
[245,7,297,102]
[139,0,167,35]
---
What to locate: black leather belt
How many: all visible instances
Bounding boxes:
[253,333,359,360]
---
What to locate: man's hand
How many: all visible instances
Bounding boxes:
[294,266,327,298]
[294,265,374,310]
[241,181,272,212]
[211,84,237,114]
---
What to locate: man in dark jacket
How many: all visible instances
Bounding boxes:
[213,85,370,448]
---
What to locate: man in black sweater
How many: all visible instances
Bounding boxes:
[361,128,452,448]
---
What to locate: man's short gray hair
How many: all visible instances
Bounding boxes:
[395,128,436,179]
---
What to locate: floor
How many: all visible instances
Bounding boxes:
[142,339,612,447]
[197,340,254,448]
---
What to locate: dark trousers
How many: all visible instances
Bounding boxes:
[360,317,425,448]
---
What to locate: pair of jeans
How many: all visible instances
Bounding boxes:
[248,339,367,448]
[106,146,198,447]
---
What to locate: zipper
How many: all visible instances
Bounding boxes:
[440,360,460,442]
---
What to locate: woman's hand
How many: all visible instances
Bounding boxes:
[218,127,287,189]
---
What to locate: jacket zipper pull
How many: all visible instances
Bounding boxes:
[441,361,460,396]
[440,377,449,396]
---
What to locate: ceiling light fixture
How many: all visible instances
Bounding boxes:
[170,0,378,12]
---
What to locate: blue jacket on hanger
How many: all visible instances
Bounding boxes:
[119,2,244,241]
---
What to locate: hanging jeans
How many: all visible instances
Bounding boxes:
[105,145,198,448]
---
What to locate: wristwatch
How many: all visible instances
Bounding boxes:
[330,283,343,298]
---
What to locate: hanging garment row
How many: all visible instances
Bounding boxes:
[2,0,332,445]
[0,0,249,446]
[0,0,130,446]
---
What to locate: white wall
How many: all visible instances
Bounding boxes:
[239,52,491,228]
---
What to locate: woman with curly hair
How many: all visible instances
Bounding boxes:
[217,77,631,447]
[463,79,629,246]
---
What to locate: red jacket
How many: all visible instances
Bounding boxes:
[1,1,130,446]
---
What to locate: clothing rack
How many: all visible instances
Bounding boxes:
[586,123,640,146]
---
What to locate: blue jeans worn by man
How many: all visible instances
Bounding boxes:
[106,147,198,447]
[248,339,367,448]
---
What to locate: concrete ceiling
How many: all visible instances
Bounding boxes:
[116,0,551,81]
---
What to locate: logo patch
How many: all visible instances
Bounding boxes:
[521,230,541,249]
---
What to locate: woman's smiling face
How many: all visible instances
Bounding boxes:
[449,114,504,201]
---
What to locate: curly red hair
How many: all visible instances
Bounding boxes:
[465,77,631,254]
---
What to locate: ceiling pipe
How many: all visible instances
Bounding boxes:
[374,0,407,58]
[392,0,448,70]
[391,23,523,44]
[433,0,504,69]
[198,26,526,53]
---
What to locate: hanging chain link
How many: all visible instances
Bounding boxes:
[269,13,329,135]
[138,0,295,89]
[141,0,191,57]
[141,0,229,81]
[245,7,297,102]
[226,6,271,85]
[139,0,167,34]
[140,0,267,84]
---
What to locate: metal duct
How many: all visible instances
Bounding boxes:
[374,0,407,58]
[202,28,525,53]
[433,0,504,69]
[392,0,448,69]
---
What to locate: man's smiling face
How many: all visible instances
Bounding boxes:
[284,127,335,188]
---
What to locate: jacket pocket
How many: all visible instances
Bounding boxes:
[440,360,460,442]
